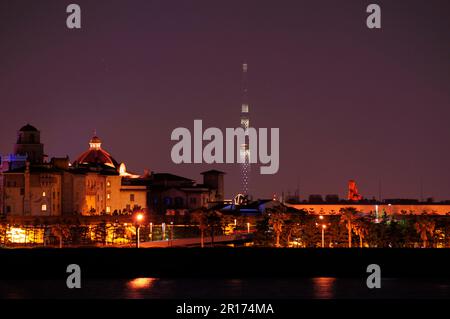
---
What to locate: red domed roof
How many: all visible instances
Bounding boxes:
[73,136,119,169]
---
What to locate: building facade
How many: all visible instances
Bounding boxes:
[136,169,225,215]
[1,125,146,217]
[1,125,225,219]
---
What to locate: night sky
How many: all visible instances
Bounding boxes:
[1,0,449,200]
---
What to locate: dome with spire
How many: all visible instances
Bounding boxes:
[73,135,119,170]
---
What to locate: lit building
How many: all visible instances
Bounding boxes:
[1,125,62,216]
[1,125,146,217]
[0,125,226,219]
[142,169,225,215]
[67,134,147,215]
[282,180,450,216]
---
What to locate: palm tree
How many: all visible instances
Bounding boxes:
[269,212,286,247]
[51,224,71,248]
[206,210,223,247]
[339,207,359,248]
[353,218,369,248]
[190,208,209,248]
[414,219,435,248]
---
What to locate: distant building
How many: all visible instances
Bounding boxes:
[286,201,450,216]
[1,125,63,216]
[67,134,147,215]
[284,180,450,216]
[142,169,225,215]
[0,125,147,217]
[0,125,225,219]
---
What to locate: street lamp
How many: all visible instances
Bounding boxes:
[247,222,250,234]
[134,213,144,248]
[149,222,153,241]
[170,221,174,246]
[321,224,327,248]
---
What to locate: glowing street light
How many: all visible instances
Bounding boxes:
[136,213,144,223]
[247,222,250,234]
[321,224,327,248]
[134,212,144,248]
[316,215,327,248]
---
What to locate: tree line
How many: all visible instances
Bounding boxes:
[254,206,450,248]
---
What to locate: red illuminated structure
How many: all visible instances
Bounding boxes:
[347,180,362,201]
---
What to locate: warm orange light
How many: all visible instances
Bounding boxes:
[135,213,144,222]
[322,225,327,229]
[319,215,324,220]
[127,278,156,290]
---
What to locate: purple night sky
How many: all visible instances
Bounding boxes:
[1,0,449,200]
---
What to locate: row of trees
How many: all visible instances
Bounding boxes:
[0,210,252,247]
[2,206,448,248]
[254,206,449,248]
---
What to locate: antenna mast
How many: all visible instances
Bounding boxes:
[240,62,250,197]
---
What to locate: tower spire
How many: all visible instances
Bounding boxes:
[240,62,250,197]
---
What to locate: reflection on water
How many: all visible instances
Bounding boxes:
[126,278,158,298]
[312,277,336,299]
[0,277,449,299]
[127,278,157,290]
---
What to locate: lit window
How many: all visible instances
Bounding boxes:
[42,191,46,197]
[41,204,47,211]
[106,206,111,213]
[107,181,111,187]
[107,193,111,199]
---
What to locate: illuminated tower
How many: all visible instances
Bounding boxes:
[240,63,250,196]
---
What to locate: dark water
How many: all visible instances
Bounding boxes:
[0,277,449,299]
